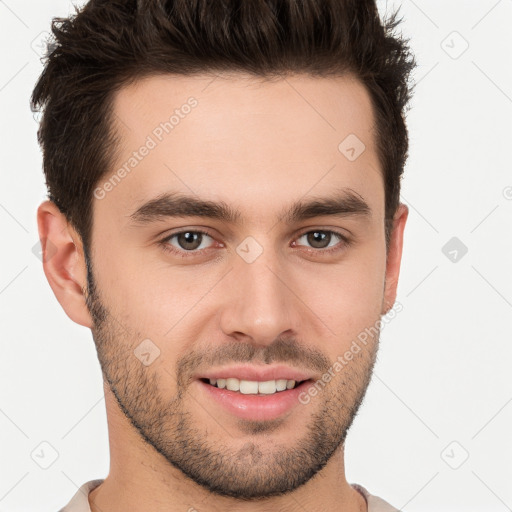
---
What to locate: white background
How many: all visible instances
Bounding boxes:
[0,1,511,511]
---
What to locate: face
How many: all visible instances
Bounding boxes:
[77,72,405,499]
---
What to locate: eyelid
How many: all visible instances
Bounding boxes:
[294,225,350,240]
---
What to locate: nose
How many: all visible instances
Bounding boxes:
[218,248,303,348]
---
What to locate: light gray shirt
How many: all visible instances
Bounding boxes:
[59,479,401,511]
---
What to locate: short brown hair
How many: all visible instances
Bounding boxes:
[31,0,417,253]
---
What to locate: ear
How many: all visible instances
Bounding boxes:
[382,203,408,315]
[36,200,93,328]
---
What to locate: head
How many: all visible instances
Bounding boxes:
[33,0,416,501]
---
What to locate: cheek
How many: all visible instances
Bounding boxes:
[94,253,224,372]
[297,249,386,347]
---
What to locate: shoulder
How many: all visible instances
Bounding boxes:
[58,479,104,512]
[351,482,402,512]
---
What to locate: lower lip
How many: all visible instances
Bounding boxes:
[197,379,312,421]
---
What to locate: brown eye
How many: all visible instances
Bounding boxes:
[295,230,347,251]
[175,231,205,251]
[161,230,215,254]
[305,231,332,249]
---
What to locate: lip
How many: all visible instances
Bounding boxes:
[194,364,314,382]
[196,378,313,421]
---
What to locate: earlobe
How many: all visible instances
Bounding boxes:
[36,200,94,328]
[382,203,408,316]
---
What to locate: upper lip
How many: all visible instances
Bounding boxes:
[195,364,314,382]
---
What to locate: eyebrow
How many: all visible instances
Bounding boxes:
[128,188,372,226]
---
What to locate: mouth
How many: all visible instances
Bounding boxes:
[196,376,313,421]
[193,364,316,421]
[199,377,308,395]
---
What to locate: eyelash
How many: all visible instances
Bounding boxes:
[158,228,352,259]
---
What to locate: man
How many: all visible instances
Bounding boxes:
[32,0,416,510]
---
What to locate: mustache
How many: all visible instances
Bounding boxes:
[176,337,331,385]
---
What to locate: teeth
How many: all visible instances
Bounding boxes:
[258,380,276,394]
[226,378,239,391]
[240,380,259,394]
[208,378,299,394]
[276,379,288,391]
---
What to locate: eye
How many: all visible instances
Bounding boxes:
[158,228,351,258]
[292,229,350,254]
[159,229,218,257]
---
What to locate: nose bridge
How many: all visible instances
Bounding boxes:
[219,244,298,345]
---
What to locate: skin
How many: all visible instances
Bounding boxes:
[37,72,408,512]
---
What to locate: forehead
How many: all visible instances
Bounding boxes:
[100,72,383,226]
